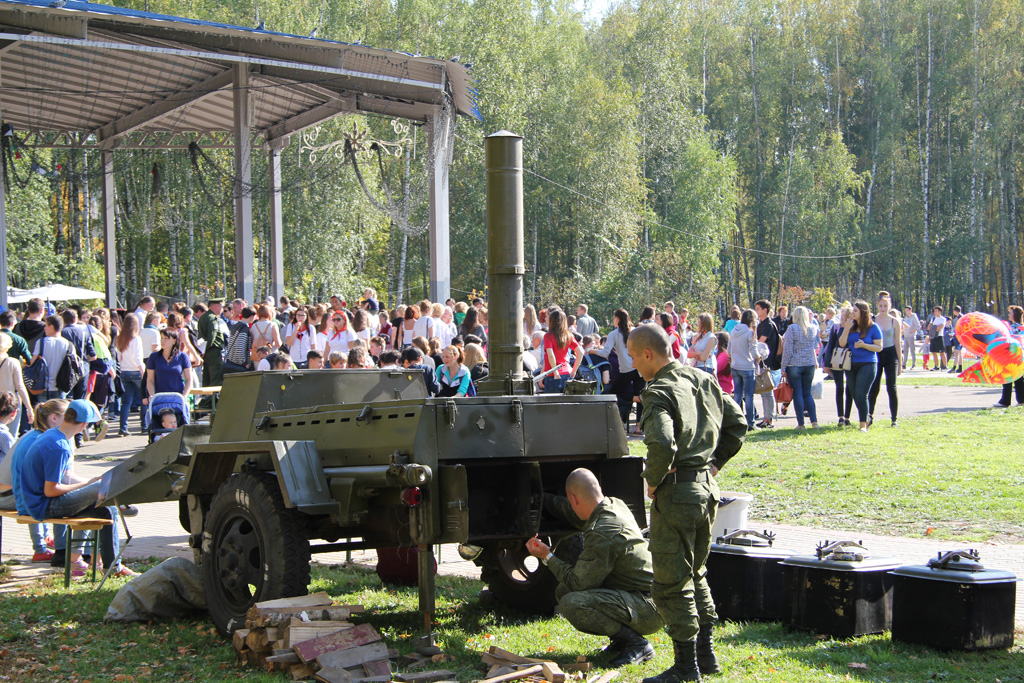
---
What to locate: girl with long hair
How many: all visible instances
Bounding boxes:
[823,305,855,425]
[867,291,903,427]
[839,300,882,431]
[113,313,145,437]
[687,313,717,373]
[539,307,583,394]
[596,308,642,431]
[285,307,318,361]
[727,309,758,430]
[780,306,820,428]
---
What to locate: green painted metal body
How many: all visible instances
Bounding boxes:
[105,367,639,551]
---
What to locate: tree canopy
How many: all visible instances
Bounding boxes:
[3,0,1023,319]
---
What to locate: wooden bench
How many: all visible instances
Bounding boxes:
[0,509,112,587]
[189,385,222,420]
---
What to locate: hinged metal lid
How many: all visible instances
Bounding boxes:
[779,540,901,572]
[891,549,1018,584]
[711,528,796,558]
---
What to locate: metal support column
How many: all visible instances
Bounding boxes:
[233,63,255,303]
[0,62,8,310]
[268,139,286,305]
[428,114,451,303]
[101,150,117,308]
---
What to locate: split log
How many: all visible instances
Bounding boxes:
[253,591,334,611]
[232,628,250,652]
[252,607,357,628]
[290,662,318,680]
[540,661,565,683]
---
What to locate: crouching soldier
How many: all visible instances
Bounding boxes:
[526,468,662,667]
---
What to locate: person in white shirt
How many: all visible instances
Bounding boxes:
[528,330,545,369]
[412,300,437,341]
[902,306,922,370]
[140,312,162,357]
[927,306,948,370]
[438,308,458,347]
[521,334,539,374]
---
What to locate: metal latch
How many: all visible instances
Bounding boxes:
[929,549,984,572]
[445,400,457,429]
[718,528,776,546]
[511,398,522,425]
[816,539,868,562]
[356,404,373,425]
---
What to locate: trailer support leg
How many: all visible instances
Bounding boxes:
[418,543,435,638]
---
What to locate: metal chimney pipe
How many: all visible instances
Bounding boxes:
[478,131,531,396]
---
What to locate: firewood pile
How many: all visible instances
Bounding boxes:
[232,593,617,683]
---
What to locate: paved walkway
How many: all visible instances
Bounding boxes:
[3,381,1021,626]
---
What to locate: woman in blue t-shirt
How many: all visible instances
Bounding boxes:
[144,329,193,421]
[839,300,883,432]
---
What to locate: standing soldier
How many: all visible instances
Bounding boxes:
[525,468,663,667]
[626,324,746,683]
[198,298,229,387]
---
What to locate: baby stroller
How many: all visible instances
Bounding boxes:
[147,392,190,443]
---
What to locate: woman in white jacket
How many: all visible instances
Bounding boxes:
[727,309,759,431]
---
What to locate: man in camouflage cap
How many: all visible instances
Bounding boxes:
[627,324,746,683]
[198,298,229,387]
[526,468,662,667]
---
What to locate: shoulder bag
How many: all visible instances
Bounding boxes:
[754,362,776,394]
[830,345,852,372]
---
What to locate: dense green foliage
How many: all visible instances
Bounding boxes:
[4,0,1023,320]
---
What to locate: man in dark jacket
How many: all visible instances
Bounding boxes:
[400,347,440,396]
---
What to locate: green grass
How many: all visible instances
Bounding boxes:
[1,560,1021,683]
[632,407,1024,542]
[896,372,970,387]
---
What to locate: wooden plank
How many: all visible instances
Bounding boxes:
[486,664,516,678]
[590,672,618,683]
[540,662,565,683]
[293,623,382,663]
[488,646,545,665]
[254,591,334,611]
[284,623,353,648]
[267,652,301,664]
[395,670,458,682]
[315,641,390,671]
[362,660,392,677]
[479,664,544,683]
[315,667,353,683]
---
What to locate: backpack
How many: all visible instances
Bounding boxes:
[578,354,611,394]
[56,345,85,393]
[22,357,47,395]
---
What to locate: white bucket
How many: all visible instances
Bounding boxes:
[711,491,753,542]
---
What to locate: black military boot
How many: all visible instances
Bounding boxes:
[607,626,655,667]
[641,638,701,683]
[696,622,720,674]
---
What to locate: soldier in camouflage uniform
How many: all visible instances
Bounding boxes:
[198,298,229,387]
[627,324,746,683]
[526,468,663,667]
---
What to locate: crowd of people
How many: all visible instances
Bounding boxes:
[0,284,1009,582]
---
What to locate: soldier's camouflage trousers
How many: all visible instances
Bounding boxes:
[556,584,664,637]
[649,480,720,641]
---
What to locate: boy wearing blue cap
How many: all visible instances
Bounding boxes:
[17,399,135,577]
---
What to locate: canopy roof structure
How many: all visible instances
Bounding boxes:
[0,0,477,304]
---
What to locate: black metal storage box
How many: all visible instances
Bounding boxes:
[780,540,901,638]
[891,549,1017,651]
[707,529,795,622]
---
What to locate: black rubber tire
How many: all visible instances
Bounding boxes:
[478,534,583,615]
[202,472,311,636]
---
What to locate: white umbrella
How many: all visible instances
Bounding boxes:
[5,286,35,304]
[25,283,105,302]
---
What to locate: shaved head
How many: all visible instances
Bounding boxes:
[566,468,602,502]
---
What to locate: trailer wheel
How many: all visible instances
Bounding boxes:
[478,534,583,615]
[202,472,311,636]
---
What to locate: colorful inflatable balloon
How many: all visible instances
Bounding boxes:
[955,313,1024,384]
